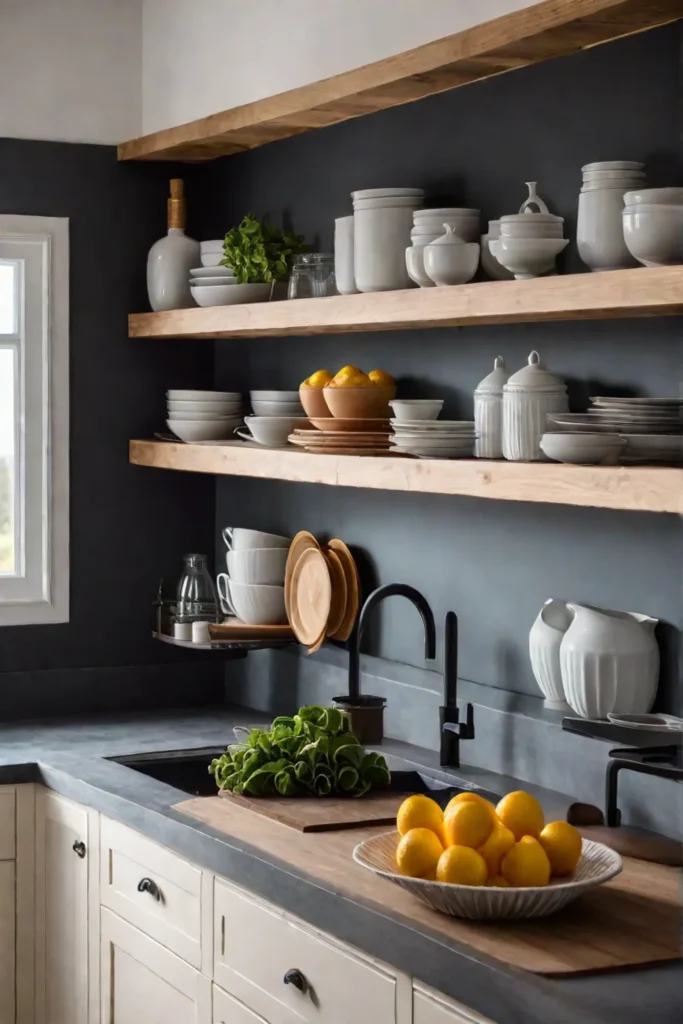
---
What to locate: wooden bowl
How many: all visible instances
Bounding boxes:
[323,386,396,419]
[299,386,332,418]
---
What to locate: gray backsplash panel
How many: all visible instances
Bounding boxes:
[206,25,683,825]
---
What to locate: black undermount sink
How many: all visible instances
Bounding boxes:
[110,747,500,805]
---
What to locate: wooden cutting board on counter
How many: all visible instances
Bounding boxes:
[217,789,404,832]
[174,793,682,976]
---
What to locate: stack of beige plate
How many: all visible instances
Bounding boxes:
[284,533,360,653]
[288,416,393,456]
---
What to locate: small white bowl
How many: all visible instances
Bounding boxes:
[423,241,480,286]
[166,410,243,423]
[190,266,234,278]
[389,399,444,422]
[200,239,224,252]
[540,432,625,465]
[236,415,306,447]
[624,188,683,207]
[167,419,234,442]
[191,283,271,307]
[489,237,568,279]
[167,390,241,401]
[189,277,239,287]
[250,390,301,402]
[622,205,683,267]
[200,253,224,268]
[167,400,243,416]
[251,399,304,417]
[405,246,435,288]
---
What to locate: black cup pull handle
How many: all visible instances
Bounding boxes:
[283,968,308,994]
[137,877,161,901]
[72,840,86,859]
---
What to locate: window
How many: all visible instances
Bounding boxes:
[0,215,69,625]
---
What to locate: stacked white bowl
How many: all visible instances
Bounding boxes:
[190,241,271,308]
[577,161,646,271]
[489,182,568,280]
[166,390,245,443]
[406,208,480,288]
[352,188,425,292]
[622,187,683,267]
[388,400,476,459]
[249,390,304,417]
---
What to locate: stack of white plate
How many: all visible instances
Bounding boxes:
[189,264,271,308]
[591,396,683,462]
[166,389,245,443]
[390,420,477,459]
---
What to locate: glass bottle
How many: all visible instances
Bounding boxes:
[175,554,218,623]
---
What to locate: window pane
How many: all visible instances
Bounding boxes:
[0,263,17,335]
[0,349,15,575]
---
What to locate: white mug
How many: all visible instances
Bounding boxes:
[222,527,290,551]
[226,546,288,585]
[216,574,287,625]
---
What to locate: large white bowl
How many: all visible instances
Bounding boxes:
[389,399,443,421]
[624,187,683,206]
[353,832,622,920]
[167,400,243,416]
[489,237,568,279]
[622,205,683,267]
[167,419,235,442]
[188,277,239,287]
[191,283,271,307]
[540,432,625,465]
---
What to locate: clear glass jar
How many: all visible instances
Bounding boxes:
[175,553,218,623]
[288,253,337,299]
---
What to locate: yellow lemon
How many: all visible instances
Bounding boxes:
[368,369,395,386]
[443,800,493,849]
[303,369,333,388]
[344,373,374,388]
[501,836,551,887]
[396,828,444,879]
[397,794,444,842]
[333,364,362,382]
[539,821,582,877]
[496,791,545,841]
[445,791,498,822]
[486,875,510,888]
[477,822,515,877]
[436,845,487,886]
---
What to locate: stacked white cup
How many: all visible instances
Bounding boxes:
[216,528,291,625]
[577,161,646,271]
[352,188,424,292]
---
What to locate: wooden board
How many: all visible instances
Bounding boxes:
[579,825,683,866]
[118,0,683,161]
[128,267,683,339]
[208,621,294,641]
[173,793,681,975]
[217,790,405,832]
[130,441,683,514]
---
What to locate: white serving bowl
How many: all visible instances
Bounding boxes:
[423,241,480,286]
[190,266,234,279]
[167,400,243,415]
[251,399,304,417]
[200,253,224,268]
[489,237,568,279]
[250,390,301,403]
[389,399,443,421]
[624,187,683,207]
[191,283,271,307]
[622,205,683,267]
[236,415,306,447]
[167,390,241,401]
[480,234,514,281]
[166,419,235,442]
[405,246,435,288]
[354,832,622,920]
[540,432,625,465]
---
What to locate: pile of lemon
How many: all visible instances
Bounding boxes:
[301,365,395,389]
[395,791,582,887]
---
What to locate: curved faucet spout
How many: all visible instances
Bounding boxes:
[348,583,436,700]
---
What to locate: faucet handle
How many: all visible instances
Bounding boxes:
[441,703,475,740]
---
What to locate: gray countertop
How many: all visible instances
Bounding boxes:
[0,706,679,1024]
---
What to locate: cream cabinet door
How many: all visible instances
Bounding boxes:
[413,986,496,1024]
[101,908,210,1024]
[35,790,99,1024]
[0,860,15,1024]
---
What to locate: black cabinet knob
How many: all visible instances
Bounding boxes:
[283,968,308,994]
[137,877,161,901]
[72,840,86,859]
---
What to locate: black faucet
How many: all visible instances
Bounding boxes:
[347,583,437,701]
[440,610,475,768]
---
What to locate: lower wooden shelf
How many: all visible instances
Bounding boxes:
[129,440,683,513]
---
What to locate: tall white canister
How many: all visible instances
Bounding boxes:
[474,356,509,459]
[502,351,568,461]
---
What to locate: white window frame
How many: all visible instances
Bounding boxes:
[0,215,69,625]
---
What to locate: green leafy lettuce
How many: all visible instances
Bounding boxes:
[220,213,307,284]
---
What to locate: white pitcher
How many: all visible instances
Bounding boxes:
[560,603,659,719]
[529,599,573,711]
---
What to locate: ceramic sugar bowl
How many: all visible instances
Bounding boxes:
[474,356,510,459]
[502,351,568,461]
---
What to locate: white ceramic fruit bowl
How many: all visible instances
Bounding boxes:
[353,832,622,921]
[166,419,235,442]
[191,283,271,306]
[489,237,569,280]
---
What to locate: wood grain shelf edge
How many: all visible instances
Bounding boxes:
[118,0,683,162]
[129,441,683,514]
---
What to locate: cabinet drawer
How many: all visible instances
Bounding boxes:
[100,817,206,968]
[0,789,15,860]
[414,986,496,1024]
[213,984,268,1024]
[214,879,396,1024]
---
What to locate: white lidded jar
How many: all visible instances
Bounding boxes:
[147,178,200,311]
[474,356,509,459]
[502,351,568,461]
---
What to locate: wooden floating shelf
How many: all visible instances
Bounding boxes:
[129,441,683,514]
[129,267,683,339]
[118,0,683,162]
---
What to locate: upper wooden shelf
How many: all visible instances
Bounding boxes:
[129,267,683,340]
[130,441,683,514]
[118,0,683,162]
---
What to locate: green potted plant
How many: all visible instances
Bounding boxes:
[220,213,307,285]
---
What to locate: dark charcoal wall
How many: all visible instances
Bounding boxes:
[200,25,683,721]
[0,139,224,716]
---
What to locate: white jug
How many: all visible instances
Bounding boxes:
[528,599,573,710]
